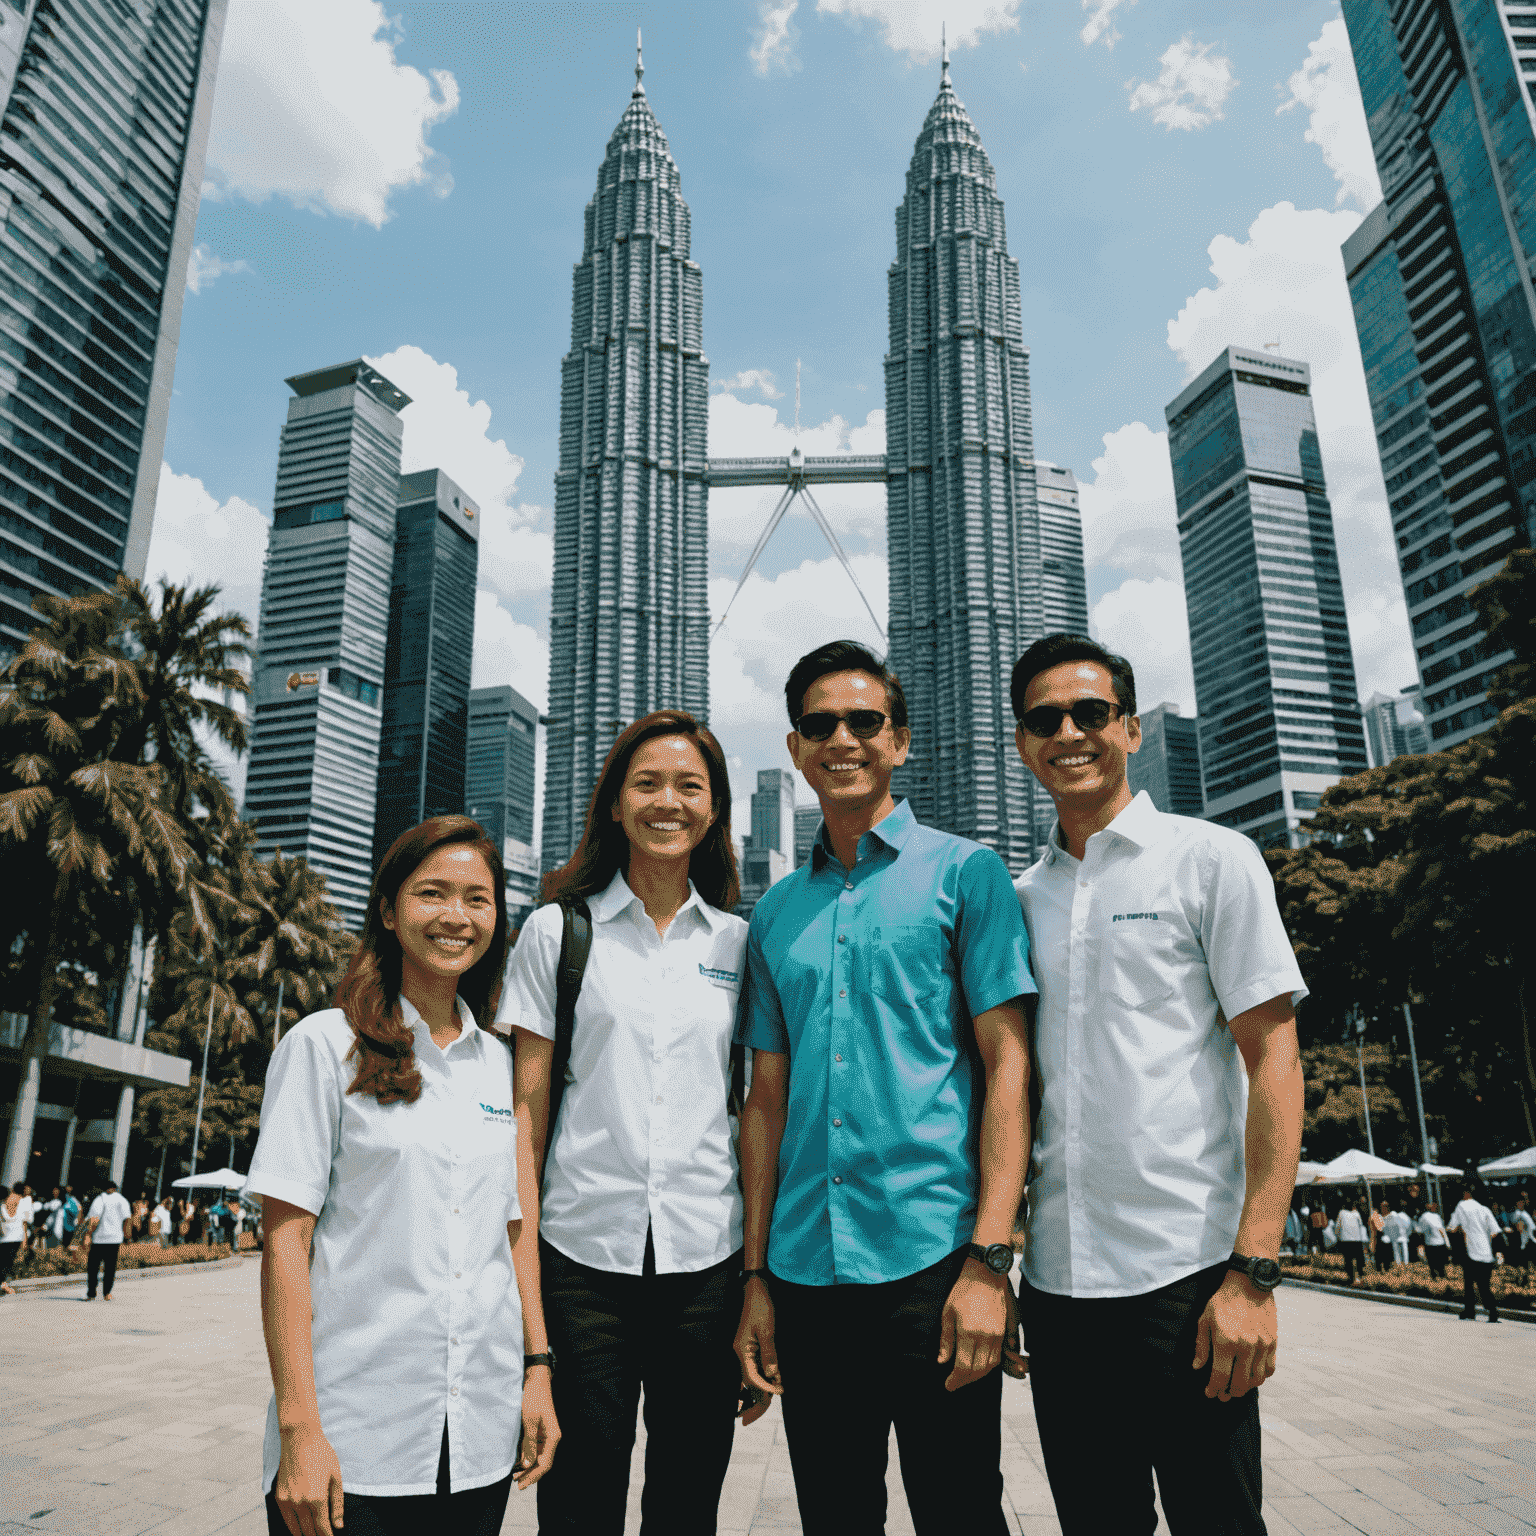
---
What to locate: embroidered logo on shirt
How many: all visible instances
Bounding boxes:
[479,1103,514,1117]
[699,964,741,989]
[1111,912,1160,922]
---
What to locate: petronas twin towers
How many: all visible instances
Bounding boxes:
[543,45,1045,874]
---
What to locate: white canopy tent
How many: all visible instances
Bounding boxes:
[1319,1149,1419,1184]
[170,1168,246,1190]
[1420,1162,1462,1176]
[1478,1147,1536,1178]
[1294,1161,1332,1185]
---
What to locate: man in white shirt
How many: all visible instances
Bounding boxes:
[1448,1187,1503,1322]
[1335,1202,1368,1283]
[149,1197,173,1249]
[1416,1202,1449,1279]
[1511,1195,1535,1270]
[81,1181,133,1300]
[1382,1205,1413,1266]
[1011,635,1305,1536]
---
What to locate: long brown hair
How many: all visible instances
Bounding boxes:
[543,710,739,912]
[335,816,509,1103]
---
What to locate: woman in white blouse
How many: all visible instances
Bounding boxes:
[500,709,759,1534]
[249,816,557,1536]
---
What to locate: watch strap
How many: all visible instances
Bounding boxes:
[1227,1254,1282,1291]
[966,1241,1014,1275]
[524,1351,556,1372]
[741,1267,770,1285]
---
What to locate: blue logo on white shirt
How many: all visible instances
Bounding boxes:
[699,964,741,989]
[479,1103,513,1117]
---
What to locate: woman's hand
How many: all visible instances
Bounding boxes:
[274,1422,344,1536]
[514,1368,560,1490]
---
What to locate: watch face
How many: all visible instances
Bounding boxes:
[984,1243,1014,1274]
[1251,1258,1282,1290]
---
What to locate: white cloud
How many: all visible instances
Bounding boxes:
[1081,0,1135,49]
[185,244,250,295]
[205,0,459,227]
[712,368,785,400]
[1077,421,1181,580]
[1277,17,1382,212]
[751,1,802,74]
[1090,578,1196,717]
[1166,200,1415,702]
[1127,36,1237,131]
[471,591,549,714]
[814,0,1021,62]
[366,345,553,604]
[145,463,269,630]
[709,554,889,816]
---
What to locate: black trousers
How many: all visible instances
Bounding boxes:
[1426,1245,1448,1279]
[1023,1263,1266,1536]
[536,1235,741,1535]
[770,1245,1008,1536]
[1461,1259,1498,1320]
[0,1241,19,1285]
[86,1243,119,1297]
[265,1422,511,1536]
[1339,1240,1365,1282]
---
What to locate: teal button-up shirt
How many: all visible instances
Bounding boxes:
[735,800,1035,1285]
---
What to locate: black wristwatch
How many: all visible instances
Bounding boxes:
[966,1242,1014,1276]
[741,1266,770,1286]
[524,1351,557,1372]
[1227,1254,1283,1292]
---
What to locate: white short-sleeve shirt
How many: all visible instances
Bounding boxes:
[245,998,523,1498]
[1016,793,1307,1298]
[497,873,747,1276]
[86,1192,132,1244]
[1449,1198,1502,1264]
[1416,1210,1447,1245]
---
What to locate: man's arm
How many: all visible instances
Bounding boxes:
[734,1048,788,1408]
[939,997,1031,1392]
[1192,993,1302,1401]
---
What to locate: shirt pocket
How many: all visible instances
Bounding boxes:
[866,923,946,1004]
[1103,920,1181,1013]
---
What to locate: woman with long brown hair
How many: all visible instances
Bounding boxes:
[499,710,761,1534]
[247,816,557,1536]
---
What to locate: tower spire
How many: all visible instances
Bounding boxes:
[941,24,949,86]
[634,27,645,96]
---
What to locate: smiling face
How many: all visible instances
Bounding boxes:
[788,669,911,813]
[382,843,498,993]
[1014,660,1140,809]
[610,734,717,865]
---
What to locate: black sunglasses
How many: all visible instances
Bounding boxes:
[1019,698,1124,738]
[795,709,889,741]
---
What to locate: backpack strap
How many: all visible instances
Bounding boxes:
[541,895,592,1178]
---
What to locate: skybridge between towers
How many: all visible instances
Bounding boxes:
[706,446,890,644]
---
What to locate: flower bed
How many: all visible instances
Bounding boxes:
[13,1240,235,1279]
[1281,1252,1536,1313]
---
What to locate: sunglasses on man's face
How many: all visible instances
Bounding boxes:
[1018,698,1124,739]
[795,709,889,742]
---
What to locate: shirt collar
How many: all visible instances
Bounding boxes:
[588,870,722,933]
[400,992,479,1048]
[810,797,914,868]
[1041,789,1162,866]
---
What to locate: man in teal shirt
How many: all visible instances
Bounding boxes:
[734,640,1035,1536]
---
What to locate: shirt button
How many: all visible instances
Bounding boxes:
[450,1386,459,1397]
[455,1271,462,1279]
[833,1119,842,1127]
[452,1337,459,1345]
[833,1176,843,1185]
[838,934,846,943]
[845,882,853,890]
[835,1053,843,1062]
[839,988,847,998]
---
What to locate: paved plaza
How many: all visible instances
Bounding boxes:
[0,1259,1533,1534]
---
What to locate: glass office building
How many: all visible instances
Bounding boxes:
[747,768,795,865]
[0,0,226,655]
[1363,685,1429,767]
[1340,0,1536,747]
[1166,347,1368,848]
[793,804,820,869]
[1127,703,1205,817]
[466,684,541,922]
[244,360,409,930]
[1034,462,1089,636]
[372,469,479,867]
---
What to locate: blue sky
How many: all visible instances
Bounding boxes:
[148,0,1410,823]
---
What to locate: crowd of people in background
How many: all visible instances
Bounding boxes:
[1285,1181,1535,1322]
[0,1178,259,1295]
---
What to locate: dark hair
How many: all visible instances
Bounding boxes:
[9,1182,22,1196]
[335,815,509,1104]
[1010,634,1137,721]
[543,710,739,912]
[785,640,908,730]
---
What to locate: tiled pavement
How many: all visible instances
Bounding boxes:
[0,1259,1532,1534]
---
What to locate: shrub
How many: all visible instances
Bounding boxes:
[1280,1252,1536,1312]
[12,1241,233,1279]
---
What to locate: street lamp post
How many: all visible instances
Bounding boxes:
[1351,1009,1376,1157]
[188,984,215,1186]
[1402,1001,1436,1206]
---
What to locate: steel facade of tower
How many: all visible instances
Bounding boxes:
[1340,0,1536,749]
[885,58,1043,873]
[1167,348,1368,848]
[1034,462,1090,635]
[542,54,709,871]
[1127,703,1205,818]
[373,469,480,867]
[245,361,409,931]
[0,0,226,655]
[466,684,541,923]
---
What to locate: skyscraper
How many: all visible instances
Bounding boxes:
[542,41,709,871]
[1166,347,1368,848]
[886,51,1042,874]
[373,470,480,867]
[794,804,821,869]
[245,360,410,930]
[747,768,796,865]
[1127,703,1205,818]
[467,685,541,922]
[1035,462,1090,635]
[1340,0,1535,748]
[0,0,227,655]
[1363,686,1429,768]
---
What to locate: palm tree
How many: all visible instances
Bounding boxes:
[0,590,203,1185]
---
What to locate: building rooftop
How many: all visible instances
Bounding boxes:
[285,359,412,412]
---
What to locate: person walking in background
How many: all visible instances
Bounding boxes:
[249,816,555,1536]
[736,642,1035,1536]
[130,1193,149,1242]
[59,1186,79,1250]
[1309,1204,1327,1254]
[39,1186,63,1249]
[1336,1202,1368,1284]
[1448,1186,1502,1322]
[207,1194,229,1249]
[1,1182,30,1295]
[501,709,760,1536]
[1417,1202,1449,1279]
[149,1198,172,1249]
[1510,1195,1535,1270]
[1383,1203,1412,1267]
[81,1181,132,1301]
[1370,1200,1390,1269]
